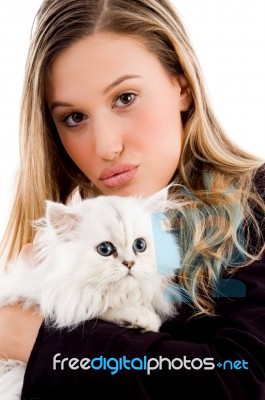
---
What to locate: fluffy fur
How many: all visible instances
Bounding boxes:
[0,187,181,399]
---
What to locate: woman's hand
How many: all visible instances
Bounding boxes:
[0,304,43,363]
[0,238,43,363]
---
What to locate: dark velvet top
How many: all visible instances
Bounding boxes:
[21,168,265,400]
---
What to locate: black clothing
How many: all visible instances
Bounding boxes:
[21,170,265,400]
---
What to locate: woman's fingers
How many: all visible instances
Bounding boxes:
[33,231,42,244]
[18,231,44,266]
[18,243,33,260]
[18,243,36,264]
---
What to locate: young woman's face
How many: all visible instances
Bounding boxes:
[46,33,191,196]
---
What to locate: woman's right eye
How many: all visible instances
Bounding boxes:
[62,112,86,128]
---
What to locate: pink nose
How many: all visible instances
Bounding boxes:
[122,260,135,269]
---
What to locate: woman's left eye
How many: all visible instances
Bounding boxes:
[113,92,137,108]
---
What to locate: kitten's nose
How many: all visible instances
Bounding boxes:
[122,260,135,269]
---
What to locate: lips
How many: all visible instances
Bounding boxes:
[99,164,138,189]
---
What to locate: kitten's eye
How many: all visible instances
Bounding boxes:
[132,238,146,253]
[97,242,116,257]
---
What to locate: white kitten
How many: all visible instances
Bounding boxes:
[0,187,181,399]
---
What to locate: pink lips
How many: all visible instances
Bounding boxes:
[99,164,138,189]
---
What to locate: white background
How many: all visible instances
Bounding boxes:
[0,0,265,241]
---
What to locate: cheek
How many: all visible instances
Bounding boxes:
[129,103,182,151]
[58,132,95,169]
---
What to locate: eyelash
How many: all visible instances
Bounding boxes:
[60,112,86,129]
[59,91,138,129]
[112,91,138,109]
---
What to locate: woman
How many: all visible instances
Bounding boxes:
[0,0,264,398]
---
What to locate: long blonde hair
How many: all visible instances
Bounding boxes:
[1,0,264,315]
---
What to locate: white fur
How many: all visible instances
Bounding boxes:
[0,360,25,400]
[0,187,181,398]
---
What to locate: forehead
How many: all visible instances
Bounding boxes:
[96,196,149,223]
[83,197,150,237]
[45,32,170,103]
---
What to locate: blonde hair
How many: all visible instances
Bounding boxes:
[1,0,264,315]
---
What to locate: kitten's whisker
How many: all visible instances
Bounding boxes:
[92,271,121,294]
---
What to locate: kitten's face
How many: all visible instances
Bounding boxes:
[44,194,164,288]
[79,197,157,285]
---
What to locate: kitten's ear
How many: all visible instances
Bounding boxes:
[142,185,173,214]
[45,201,81,235]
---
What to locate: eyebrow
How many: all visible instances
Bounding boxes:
[103,74,142,94]
[50,101,74,112]
[50,74,142,112]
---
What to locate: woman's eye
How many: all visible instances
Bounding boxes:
[97,241,116,257]
[62,112,86,127]
[132,238,146,253]
[113,92,137,108]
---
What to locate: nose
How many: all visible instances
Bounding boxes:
[93,116,124,160]
[122,260,135,269]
